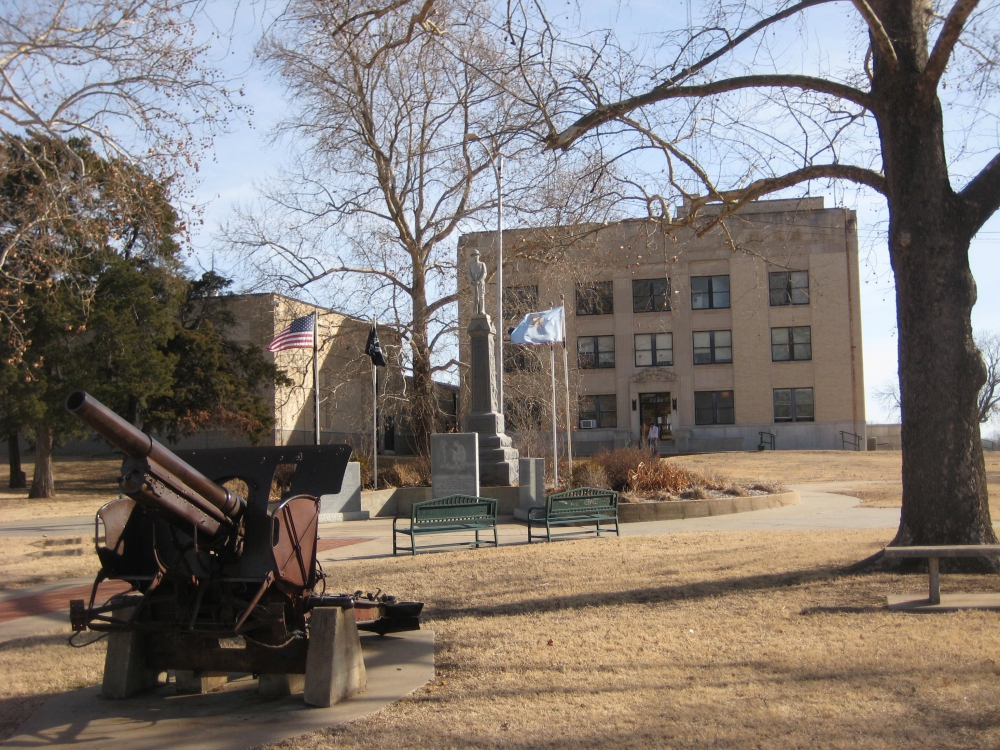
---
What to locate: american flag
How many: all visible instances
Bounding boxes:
[267,313,315,352]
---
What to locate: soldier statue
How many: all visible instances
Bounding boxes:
[467,248,488,316]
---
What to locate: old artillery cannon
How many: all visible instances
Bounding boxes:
[66,390,421,705]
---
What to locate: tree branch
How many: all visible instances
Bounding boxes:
[960,152,1000,234]
[684,164,886,227]
[923,0,980,92]
[549,76,872,150]
[850,0,898,70]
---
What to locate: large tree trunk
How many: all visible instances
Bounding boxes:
[875,0,995,551]
[7,433,26,489]
[408,278,437,458]
[28,422,55,499]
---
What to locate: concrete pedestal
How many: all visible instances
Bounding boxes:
[465,314,518,486]
[303,607,367,708]
[258,673,305,696]
[176,671,228,695]
[513,458,546,520]
[101,607,160,699]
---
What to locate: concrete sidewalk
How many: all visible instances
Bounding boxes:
[0,483,913,643]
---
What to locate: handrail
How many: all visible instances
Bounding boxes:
[840,431,863,451]
[758,431,775,451]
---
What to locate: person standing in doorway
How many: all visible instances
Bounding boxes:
[647,422,660,455]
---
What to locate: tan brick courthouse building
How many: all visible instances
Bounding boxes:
[458,198,866,454]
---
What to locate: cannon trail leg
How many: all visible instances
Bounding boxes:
[303,607,366,707]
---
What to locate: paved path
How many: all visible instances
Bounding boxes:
[0,483,921,643]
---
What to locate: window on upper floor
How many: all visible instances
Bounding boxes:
[694,390,735,425]
[576,281,614,315]
[773,388,814,422]
[632,278,670,313]
[769,271,809,306]
[635,333,673,367]
[771,326,812,361]
[692,330,732,364]
[579,394,617,428]
[691,275,730,309]
[578,335,615,369]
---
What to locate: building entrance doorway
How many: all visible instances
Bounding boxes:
[639,392,672,438]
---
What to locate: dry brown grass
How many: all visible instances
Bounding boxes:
[0,536,100,590]
[264,528,1000,750]
[667,450,1000,486]
[0,634,105,740]
[7,530,1000,747]
[0,457,120,521]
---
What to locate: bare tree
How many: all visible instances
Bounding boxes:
[508,0,1000,549]
[225,0,614,455]
[976,331,1000,424]
[872,380,902,423]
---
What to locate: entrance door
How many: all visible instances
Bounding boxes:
[639,392,672,437]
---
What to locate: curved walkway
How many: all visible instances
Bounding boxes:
[0,483,942,643]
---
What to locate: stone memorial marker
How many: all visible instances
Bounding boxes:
[318,462,368,522]
[431,433,480,498]
[514,457,546,520]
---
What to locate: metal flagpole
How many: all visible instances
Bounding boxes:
[372,318,378,490]
[496,154,504,419]
[559,299,573,480]
[550,344,559,488]
[313,313,320,445]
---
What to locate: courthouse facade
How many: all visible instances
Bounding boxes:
[457,197,866,454]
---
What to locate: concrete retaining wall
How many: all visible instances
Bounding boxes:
[362,486,520,517]
[617,490,799,522]
[360,487,798,521]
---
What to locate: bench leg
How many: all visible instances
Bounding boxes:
[475,528,480,548]
[411,534,417,556]
[928,557,940,605]
[493,525,498,547]
[596,517,601,537]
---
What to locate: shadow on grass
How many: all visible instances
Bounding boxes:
[428,564,853,621]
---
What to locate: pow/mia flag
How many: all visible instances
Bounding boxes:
[365,324,387,366]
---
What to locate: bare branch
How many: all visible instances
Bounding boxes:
[923,0,981,92]
[549,76,872,150]
[960,152,1000,233]
[850,0,898,70]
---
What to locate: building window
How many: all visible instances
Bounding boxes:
[773,388,814,422]
[632,278,670,313]
[635,333,673,367]
[691,275,730,309]
[579,394,617,428]
[769,271,809,306]
[578,335,615,369]
[694,391,735,425]
[771,326,812,361]
[692,330,732,364]
[576,281,614,315]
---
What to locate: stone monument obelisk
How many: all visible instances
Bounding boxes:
[465,249,519,485]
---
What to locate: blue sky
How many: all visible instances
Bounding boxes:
[183,0,1000,425]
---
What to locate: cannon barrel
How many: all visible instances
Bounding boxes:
[65,391,245,524]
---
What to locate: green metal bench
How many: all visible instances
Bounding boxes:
[393,495,499,555]
[527,487,619,543]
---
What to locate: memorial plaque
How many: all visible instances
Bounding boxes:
[431,433,480,498]
[513,458,546,520]
[319,462,367,521]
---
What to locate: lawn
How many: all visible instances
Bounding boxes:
[6,529,1000,748]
